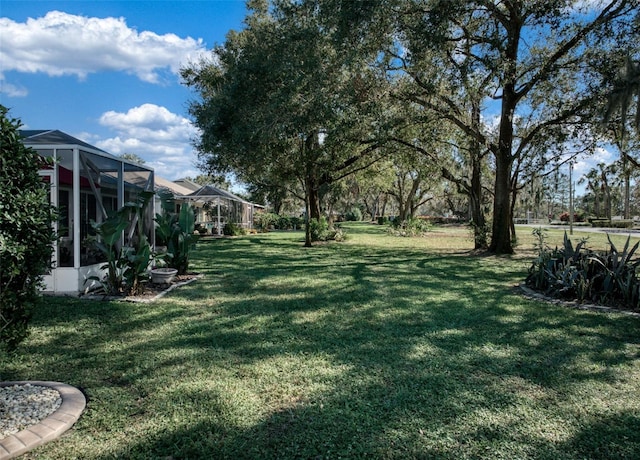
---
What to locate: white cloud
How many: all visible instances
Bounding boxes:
[0,74,28,97]
[0,11,206,84]
[95,103,200,180]
[572,146,617,177]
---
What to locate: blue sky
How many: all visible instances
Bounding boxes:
[1,0,249,180]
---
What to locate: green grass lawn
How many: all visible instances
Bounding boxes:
[2,223,640,459]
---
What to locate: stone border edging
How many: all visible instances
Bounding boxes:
[0,381,86,460]
[126,274,203,303]
[519,283,640,317]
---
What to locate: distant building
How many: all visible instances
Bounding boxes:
[154,179,263,235]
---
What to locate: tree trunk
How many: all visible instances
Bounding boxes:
[489,88,516,255]
[490,158,514,254]
[470,158,487,249]
[623,153,631,219]
[304,191,312,247]
[380,194,388,218]
[469,99,487,250]
[509,182,518,246]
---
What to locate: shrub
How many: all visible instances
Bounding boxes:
[0,106,57,351]
[223,222,246,236]
[345,207,363,222]
[377,216,389,225]
[89,191,157,295]
[309,217,329,242]
[307,217,346,242]
[255,211,279,232]
[559,212,585,222]
[155,199,200,275]
[388,217,432,237]
[276,215,292,230]
[590,219,633,229]
[611,220,633,229]
[526,229,640,309]
[327,225,347,242]
[195,223,208,235]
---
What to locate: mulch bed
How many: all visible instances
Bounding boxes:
[80,273,201,302]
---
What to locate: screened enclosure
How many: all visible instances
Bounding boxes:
[186,185,259,235]
[23,130,155,293]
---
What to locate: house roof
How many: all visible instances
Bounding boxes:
[187,184,250,203]
[20,129,154,175]
[173,178,202,192]
[154,176,196,196]
[20,129,110,154]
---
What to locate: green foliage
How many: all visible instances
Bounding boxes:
[309,217,329,242]
[307,217,346,242]
[154,194,200,275]
[526,230,640,309]
[223,222,246,236]
[88,191,155,296]
[590,219,633,229]
[344,207,363,222]
[387,217,432,237]
[164,204,200,275]
[0,105,57,351]
[88,216,129,296]
[122,191,155,294]
[254,212,303,231]
[276,215,303,230]
[254,211,279,232]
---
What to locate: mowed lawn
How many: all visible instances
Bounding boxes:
[2,223,640,459]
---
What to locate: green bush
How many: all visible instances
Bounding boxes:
[155,198,200,275]
[223,222,246,236]
[309,217,329,242]
[89,191,155,295]
[526,229,640,309]
[307,217,346,242]
[0,106,57,351]
[388,217,432,237]
[327,225,347,242]
[611,220,633,229]
[590,219,633,229]
[345,207,363,222]
[254,211,279,232]
[276,215,289,230]
[377,216,389,225]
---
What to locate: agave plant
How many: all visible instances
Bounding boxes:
[526,230,640,309]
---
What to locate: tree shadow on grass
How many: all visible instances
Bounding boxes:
[7,232,640,459]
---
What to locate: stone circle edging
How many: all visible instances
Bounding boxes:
[0,381,86,459]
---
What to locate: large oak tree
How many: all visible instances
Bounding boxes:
[391,0,638,253]
[182,0,390,246]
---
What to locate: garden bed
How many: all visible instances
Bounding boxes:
[81,273,201,302]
